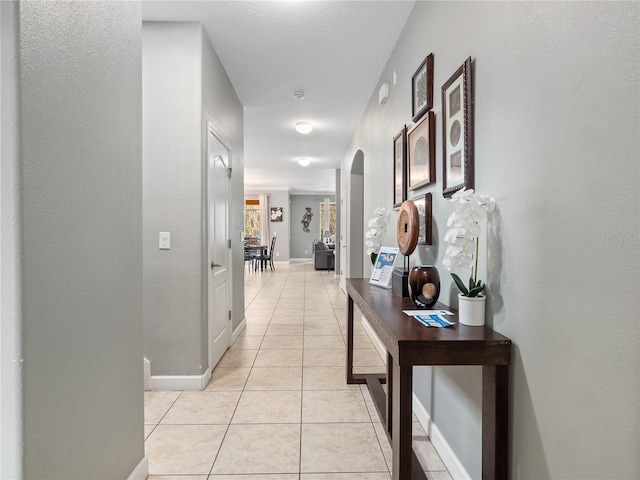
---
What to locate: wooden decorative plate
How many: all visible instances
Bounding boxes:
[397,200,419,256]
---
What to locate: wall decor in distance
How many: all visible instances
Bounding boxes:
[411,53,434,122]
[270,206,283,222]
[301,207,313,232]
[407,110,435,191]
[442,56,474,198]
[393,125,407,209]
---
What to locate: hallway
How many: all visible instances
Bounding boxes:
[143,262,451,478]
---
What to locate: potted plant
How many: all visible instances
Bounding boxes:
[442,188,495,326]
[365,207,391,265]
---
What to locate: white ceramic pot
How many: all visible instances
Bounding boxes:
[458,293,486,326]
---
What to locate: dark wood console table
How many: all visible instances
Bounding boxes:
[345,278,511,480]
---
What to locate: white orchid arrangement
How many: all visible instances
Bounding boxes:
[442,188,496,297]
[365,207,391,264]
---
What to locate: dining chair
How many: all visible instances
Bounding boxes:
[254,236,277,271]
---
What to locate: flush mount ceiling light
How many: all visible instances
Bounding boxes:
[293,90,305,100]
[298,159,310,167]
[295,122,312,134]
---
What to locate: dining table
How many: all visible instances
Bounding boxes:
[244,244,268,271]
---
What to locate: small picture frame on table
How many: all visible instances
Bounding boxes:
[442,56,474,198]
[369,246,399,289]
[411,53,434,122]
[411,193,433,245]
[393,126,407,209]
[407,110,435,191]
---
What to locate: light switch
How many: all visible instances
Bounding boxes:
[159,232,170,250]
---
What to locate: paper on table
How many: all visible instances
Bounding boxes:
[403,309,453,316]
[413,314,454,328]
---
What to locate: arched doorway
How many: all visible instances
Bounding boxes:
[341,150,364,289]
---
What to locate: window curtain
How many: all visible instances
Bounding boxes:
[259,193,270,246]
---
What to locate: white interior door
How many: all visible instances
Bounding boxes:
[207,128,230,370]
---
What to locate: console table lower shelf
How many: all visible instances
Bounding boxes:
[345,278,512,480]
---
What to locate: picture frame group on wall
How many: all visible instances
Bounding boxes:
[393,125,407,209]
[407,110,435,191]
[442,56,474,198]
[412,193,433,245]
[411,53,434,122]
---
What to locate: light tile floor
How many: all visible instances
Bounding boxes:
[145,261,452,479]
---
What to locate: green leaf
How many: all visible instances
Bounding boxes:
[451,273,469,295]
[468,283,486,297]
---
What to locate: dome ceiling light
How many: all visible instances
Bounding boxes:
[295,121,312,134]
[293,90,305,100]
[298,159,310,167]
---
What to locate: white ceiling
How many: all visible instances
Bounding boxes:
[142,1,415,194]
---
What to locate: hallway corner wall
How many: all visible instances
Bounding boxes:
[1,1,23,478]
[143,21,245,376]
[19,2,144,478]
[200,26,245,335]
[142,22,205,377]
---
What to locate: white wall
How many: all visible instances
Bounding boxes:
[19,2,144,478]
[290,194,336,259]
[201,26,245,332]
[143,22,204,376]
[245,189,291,261]
[343,2,639,478]
[143,22,244,375]
[1,2,23,477]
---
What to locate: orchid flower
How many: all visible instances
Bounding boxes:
[442,188,496,297]
[365,207,391,258]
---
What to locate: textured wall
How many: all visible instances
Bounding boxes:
[344,2,639,478]
[19,2,144,478]
[1,2,23,477]
[142,22,205,376]
[143,22,245,374]
[200,27,245,332]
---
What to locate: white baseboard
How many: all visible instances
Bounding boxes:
[127,456,148,480]
[361,315,387,363]
[143,357,151,391]
[412,393,471,480]
[149,367,211,391]
[232,317,247,342]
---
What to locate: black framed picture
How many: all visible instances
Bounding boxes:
[412,193,433,245]
[442,56,474,198]
[407,110,435,191]
[393,125,407,209]
[270,206,283,222]
[411,53,434,122]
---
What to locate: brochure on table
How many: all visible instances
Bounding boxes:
[369,246,399,289]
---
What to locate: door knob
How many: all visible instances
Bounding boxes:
[211,262,221,269]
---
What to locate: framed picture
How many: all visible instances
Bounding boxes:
[411,53,434,122]
[442,57,474,198]
[407,110,435,191]
[412,193,433,245]
[393,126,407,209]
[369,246,399,289]
[270,206,283,222]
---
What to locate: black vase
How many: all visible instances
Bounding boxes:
[408,266,440,308]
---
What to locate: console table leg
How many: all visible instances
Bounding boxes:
[386,352,393,438]
[346,295,355,384]
[482,365,509,480]
[391,360,413,480]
